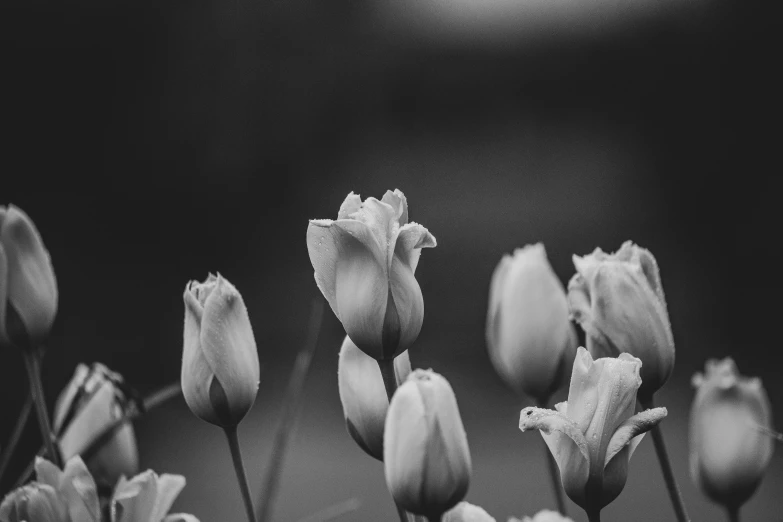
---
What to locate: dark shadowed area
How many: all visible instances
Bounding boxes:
[1,0,778,520]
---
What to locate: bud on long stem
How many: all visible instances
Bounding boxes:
[224,426,256,522]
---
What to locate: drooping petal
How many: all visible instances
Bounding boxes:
[199,275,260,425]
[0,205,58,347]
[149,475,186,522]
[381,189,409,226]
[393,223,436,274]
[519,406,590,507]
[181,286,217,425]
[604,407,667,467]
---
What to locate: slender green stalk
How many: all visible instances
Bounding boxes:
[0,392,33,482]
[22,350,60,468]
[225,426,256,522]
[377,357,409,522]
[586,510,601,522]
[727,506,740,522]
[256,299,324,522]
[537,399,567,516]
[640,397,690,522]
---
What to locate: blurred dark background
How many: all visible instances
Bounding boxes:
[1,0,779,520]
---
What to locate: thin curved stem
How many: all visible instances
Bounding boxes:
[256,299,323,522]
[377,357,408,522]
[22,350,60,468]
[0,392,33,482]
[641,397,690,522]
[727,506,740,522]
[225,426,256,522]
[537,399,567,516]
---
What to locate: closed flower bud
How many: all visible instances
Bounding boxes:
[307,190,436,360]
[510,509,573,522]
[486,244,577,404]
[567,241,674,402]
[689,358,774,511]
[53,363,139,490]
[443,502,496,522]
[519,347,667,516]
[111,469,200,522]
[337,335,412,460]
[181,273,260,427]
[384,369,472,518]
[0,483,70,522]
[0,205,58,350]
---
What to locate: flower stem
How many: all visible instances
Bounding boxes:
[377,357,408,522]
[727,506,740,522]
[224,426,256,522]
[538,399,567,516]
[22,350,60,468]
[640,397,690,522]
[256,299,323,522]
[0,392,33,482]
[586,510,601,522]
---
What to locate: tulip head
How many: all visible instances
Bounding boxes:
[337,335,412,460]
[32,456,101,522]
[111,469,199,522]
[0,483,70,522]
[307,190,436,360]
[443,502,496,522]
[519,347,667,514]
[53,363,139,491]
[486,243,577,404]
[689,358,774,510]
[568,241,674,402]
[0,205,58,350]
[511,510,574,522]
[384,369,472,518]
[181,273,260,427]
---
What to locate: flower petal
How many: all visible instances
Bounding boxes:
[59,456,101,522]
[337,192,363,220]
[112,470,157,522]
[181,286,218,425]
[519,406,589,506]
[0,205,58,346]
[53,363,90,434]
[149,474,186,522]
[394,223,436,274]
[199,275,260,425]
[387,256,424,357]
[604,407,667,467]
[381,189,409,226]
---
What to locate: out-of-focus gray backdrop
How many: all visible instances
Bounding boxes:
[1,0,778,520]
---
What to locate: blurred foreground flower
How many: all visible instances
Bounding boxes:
[443,501,495,521]
[486,243,577,404]
[338,336,411,460]
[181,273,259,427]
[54,363,139,491]
[307,189,436,360]
[568,241,673,402]
[0,204,58,349]
[0,482,69,522]
[111,470,199,522]
[510,509,573,522]
[690,358,774,514]
[519,348,667,518]
[385,369,471,519]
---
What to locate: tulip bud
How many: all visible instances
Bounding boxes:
[689,358,774,511]
[337,335,412,460]
[53,363,139,491]
[443,502,496,522]
[567,241,674,402]
[0,205,58,350]
[0,483,70,522]
[307,190,436,360]
[181,273,260,427]
[519,347,667,516]
[510,509,574,522]
[486,244,577,404]
[384,369,472,518]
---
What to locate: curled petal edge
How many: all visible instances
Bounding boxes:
[604,407,667,467]
[519,406,590,469]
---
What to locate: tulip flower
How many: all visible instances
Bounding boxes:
[443,502,496,522]
[181,273,259,427]
[33,456,101,522]
[0,204,58,349]
[486,243,577,404]
[510,510,574,522]
[519,347,667,519]
[53,363,139,490]
[384,369,472,519]
[0,482,70,522]
[338,335,412,460]
[567,241,673,403]
[111,470,199,522]
[689,358,774,516]
[306,189,436,360]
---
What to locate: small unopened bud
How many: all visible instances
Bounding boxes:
[384,369,472,519]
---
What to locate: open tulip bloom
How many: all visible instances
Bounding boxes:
[306,189,436,361]
[519,347,667,520]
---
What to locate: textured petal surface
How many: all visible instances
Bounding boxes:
[387,256,424,357]
[381,189,409,227]
[0,205,58,346]
[604,407,667,467]
[394,223,436,274]
[198,275,259,425]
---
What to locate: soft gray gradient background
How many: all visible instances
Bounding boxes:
[1,0,778,520]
